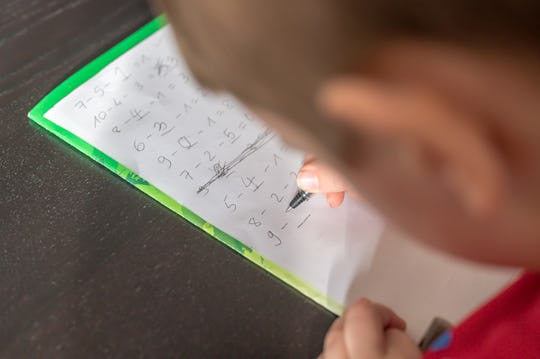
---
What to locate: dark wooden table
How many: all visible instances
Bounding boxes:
[0,1,334,357]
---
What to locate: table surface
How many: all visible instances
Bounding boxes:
[0,1,335,357]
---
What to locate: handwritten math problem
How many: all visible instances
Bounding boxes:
[44,25,383,304]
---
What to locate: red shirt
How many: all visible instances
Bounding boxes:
[424,272,540,358]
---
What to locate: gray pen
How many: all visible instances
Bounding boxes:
[288,189,313,210]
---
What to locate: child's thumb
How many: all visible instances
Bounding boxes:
[297,160,347,193]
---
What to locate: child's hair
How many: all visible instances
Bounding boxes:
[161,0,540,158]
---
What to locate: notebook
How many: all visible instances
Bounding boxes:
[28,16,383,314]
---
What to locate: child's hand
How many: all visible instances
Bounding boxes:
[319,299,421,359]
[297,156,358,208]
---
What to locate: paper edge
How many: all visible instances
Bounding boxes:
[27,15,343,315]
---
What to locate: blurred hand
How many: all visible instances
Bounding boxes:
[319,299,421,359]
[297,155,359,208]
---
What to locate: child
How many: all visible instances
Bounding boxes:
[160,1,540,357]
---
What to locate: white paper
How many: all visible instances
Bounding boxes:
[44,25,383,306]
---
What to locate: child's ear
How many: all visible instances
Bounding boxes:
[318,45,509,215]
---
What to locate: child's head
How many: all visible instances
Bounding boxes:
[161,0,540,269]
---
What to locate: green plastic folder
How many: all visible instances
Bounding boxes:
[29,15,343,314]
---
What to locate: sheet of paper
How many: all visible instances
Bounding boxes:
[44,25,383,305]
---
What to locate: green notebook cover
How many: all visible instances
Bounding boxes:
[28,15,342,315]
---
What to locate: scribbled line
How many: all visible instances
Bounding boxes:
[197,129,275,194]
[297,214,311,228]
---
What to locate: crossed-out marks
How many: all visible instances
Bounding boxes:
[197,129,275,194]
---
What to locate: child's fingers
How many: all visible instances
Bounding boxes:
[321,317,348,359]
[297,159,348,193]
[386,329,423,359]
[298,156,361,207]
[324,317,344,350]
[326,192,345,208]
[344,298,407,357]
[319,300,416,359]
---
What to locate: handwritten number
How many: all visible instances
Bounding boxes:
[178,136,197,150]
[130,108,149,121]
[180,170,193,180]
[223,128,241,144]
[133,140,146,152]
[114,66,131,81]
[223,128,235,139]
[155,58,171,76]
[75,100,87,110]
[270,193,284,203]
[241,177,253,188]
[241,176,264,192]
[154,122,168,132]
[179,72,190,83]
[93,111,107,127]
[223,195,237,211]
[248,217,262,227]
[273,154,283,166]
[204,150,216,162]
[267,231,282,246]
[297,214,312,228]
[94,85,105,97]
[158,155,172,169]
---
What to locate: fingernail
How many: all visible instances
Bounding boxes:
[297,171,319,191]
